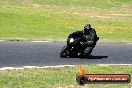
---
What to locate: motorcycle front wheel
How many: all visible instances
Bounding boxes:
[60,45,68,58]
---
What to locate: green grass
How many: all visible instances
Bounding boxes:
[0,0,132,42]
[0,65,132,88]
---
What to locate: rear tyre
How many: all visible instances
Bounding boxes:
[84,47,93,57]
[60,45,68,58]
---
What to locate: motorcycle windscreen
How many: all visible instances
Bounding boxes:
[69,32,82,39]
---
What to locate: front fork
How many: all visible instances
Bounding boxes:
[65,45,73,56]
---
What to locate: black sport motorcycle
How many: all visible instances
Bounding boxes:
[60,31,98,58]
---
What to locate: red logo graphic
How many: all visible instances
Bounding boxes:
[76,66,131,85]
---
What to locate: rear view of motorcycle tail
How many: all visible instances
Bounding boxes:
[60,23,99,59]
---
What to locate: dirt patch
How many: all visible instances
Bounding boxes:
[121,3,131,8]
[107,14,132,17]
[72,12,127,19]
[90,13,132,19]
[73,12,89,16]
[91,16,116,19]
[31,4,42,8]
[21,0,33,5]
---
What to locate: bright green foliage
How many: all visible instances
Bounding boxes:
[0,0,131,42]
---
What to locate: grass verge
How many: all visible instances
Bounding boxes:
[0,0,132,42]
[0,65,132,88]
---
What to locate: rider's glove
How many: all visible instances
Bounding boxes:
[87,41,93,45]
[80,42,86,46]
[80,41,93,46]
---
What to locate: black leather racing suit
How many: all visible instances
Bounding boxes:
[80,28,99,56]
[81,28,98,47]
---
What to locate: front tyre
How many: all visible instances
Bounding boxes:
[60,45,68,58]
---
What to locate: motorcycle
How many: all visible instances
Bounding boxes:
[60,31,99,58]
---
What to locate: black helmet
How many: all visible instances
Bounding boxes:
[84,23,92,33]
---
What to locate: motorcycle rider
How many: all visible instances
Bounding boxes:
[61,23,99,58]
[80,23,99,58]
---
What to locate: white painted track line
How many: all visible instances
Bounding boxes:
[31,41,51,42]
[0,64,132,71]
[0,65,76,71]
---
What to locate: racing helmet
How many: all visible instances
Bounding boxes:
[84,23,92,33]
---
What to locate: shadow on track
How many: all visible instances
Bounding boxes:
[63,55,108,59]
[85,55,108,59]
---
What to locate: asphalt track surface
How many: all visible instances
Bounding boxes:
[0,41,132,67]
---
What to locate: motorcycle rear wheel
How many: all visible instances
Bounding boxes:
[84,47,93,56]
